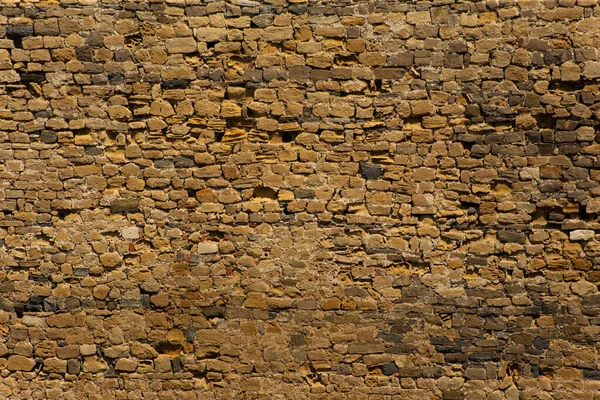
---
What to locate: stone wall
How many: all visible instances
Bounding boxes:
[1,0,600,398]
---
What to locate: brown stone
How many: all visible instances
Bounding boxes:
[7,356,36,371]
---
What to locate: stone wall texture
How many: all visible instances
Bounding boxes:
[1,0,600,398]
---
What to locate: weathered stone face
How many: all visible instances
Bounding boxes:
[0,0,599,399]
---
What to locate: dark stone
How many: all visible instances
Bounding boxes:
[390,52,414,67]
[347,26,360,38]
[173,157,195,168]
[498,230,526,244]
[563,167,589,180]
[443,391,463,400]
[114,49,132,62]
[387,344,415,354]
[543,50,562,65]
[397,367,421,377]
[81,62,104,74]
[85,147,104,156]
[583,370,600,380]
[25,296,44,312]
[288,66,311,81]
[538,143,554,155]
[376,333,403,343]
[526,131,540,143]
[243,68,262,82]
[108,73,125,85]
[558,144,580,155]
[289,4,307,14]
[555,131,577,143]
[294,189,314,198]
[523,305,542,317]
[344,286,369,297]
[525,38,550,51]
[201,306,225,317]
[161,79,191,90]
[252,14,273,28]
[43,298,57,312]
[331,68,353,80]
[526,347,544,356]
[67,360,80,374]
[28,274,45,283]
[7,25,33,38]
[475,306,498,317]
[470,145,489,158]
[464,367,486,380]
[85,31,104,46]
[110,199,140,214]
[28,296,44,306]
[423,366,443,378]
[76,46,94,62]
[186,6,207,17]
[20,72,46,83]
[444,54,463,68]
[290,334,306,346]
[66,298,81,310]
[0,281,14,293]
[264,68,286,81]
[144,72,161,83]
[73,268,89,276]
[373,68,405,79]
[171,357,183,372]
[119,299,141,308]
[445,353,468,363]
[468,353,501,362]
[23,8,41,18]
[185,328,196,342]
[430,337,450,346]
[582,295,600,307]
[436,345,463,354]
[360,163,383,180]
[209,68,224,81]
[390,324,412,334]
[104,365,118,378]
[483,134,503,144]
[35,110,53,119]
[332,363,352,375]
[539,180,561,193]
[154,159,174,169]
[508,94,524,106]
[448,40,468,53]
[382,362,398,376]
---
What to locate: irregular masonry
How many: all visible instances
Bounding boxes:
[0,0,600,399]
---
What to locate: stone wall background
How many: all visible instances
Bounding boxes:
[1,0,600,398]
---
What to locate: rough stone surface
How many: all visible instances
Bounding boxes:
[0,1,599,399]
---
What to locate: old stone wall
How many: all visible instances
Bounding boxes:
[1,0,600,398]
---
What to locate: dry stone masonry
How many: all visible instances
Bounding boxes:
[0,0,600,398]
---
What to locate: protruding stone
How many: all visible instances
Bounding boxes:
[0,70,21,83]
[198,242,219,254]
[8,355,36,371]
[571,230,594,241]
